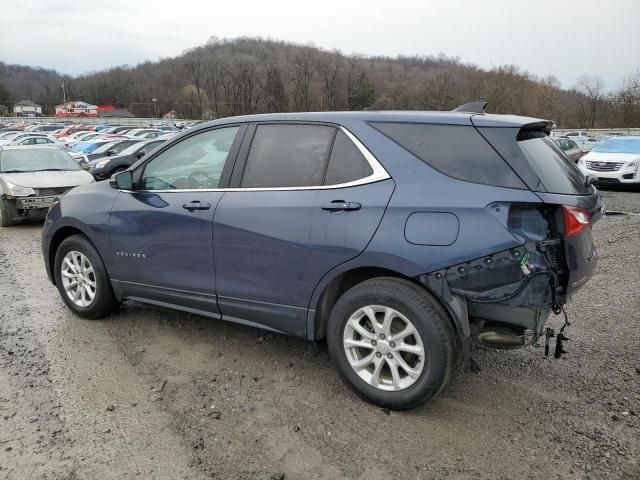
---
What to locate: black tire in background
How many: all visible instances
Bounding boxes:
[327,277,457,410]
[53,234,119,319]
[0,199,17,227]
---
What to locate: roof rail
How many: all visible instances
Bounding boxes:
[452,101,488,114]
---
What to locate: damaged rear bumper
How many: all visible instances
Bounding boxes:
[417,238,569,345]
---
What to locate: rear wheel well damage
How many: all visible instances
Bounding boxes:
[312,267,464,345]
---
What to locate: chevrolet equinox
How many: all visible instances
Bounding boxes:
[42,103,602,409]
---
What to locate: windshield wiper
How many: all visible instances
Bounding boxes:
[37,168,75,171]
[0,169,27,173]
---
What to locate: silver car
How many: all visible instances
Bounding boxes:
[0,146,94,226]
[553,137,584,163]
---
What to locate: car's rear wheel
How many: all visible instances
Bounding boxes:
[0,199,16,227]
[327,277,456,410]
[54,234,118,319]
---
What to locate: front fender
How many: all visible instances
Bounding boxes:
[42,181,119,284]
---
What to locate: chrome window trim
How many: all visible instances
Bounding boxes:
[130,126,390,193]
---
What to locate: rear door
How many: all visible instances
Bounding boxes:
[213,123,394,336]
[108,125,244,313]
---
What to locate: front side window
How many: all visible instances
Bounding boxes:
[139,126,239,190]
[241,124,334,188]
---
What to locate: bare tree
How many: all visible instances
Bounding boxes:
[616,70,640,129]
[418,67,455,110]
[291,48,315,111]
[317,52,343,110]
[185,49,206,118]
[576,74,606,128]
[264,65,287,112]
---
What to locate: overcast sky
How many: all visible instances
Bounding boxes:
[1,0,638,90]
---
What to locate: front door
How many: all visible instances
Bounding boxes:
[214,123,394,336]
[108,125,244,313]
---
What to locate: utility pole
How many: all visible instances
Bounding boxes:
[61,81,67,118]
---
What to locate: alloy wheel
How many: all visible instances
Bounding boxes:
[60,250,97,308]
[343,305,425,391]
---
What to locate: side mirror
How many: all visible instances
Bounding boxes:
[109,170,133,190]
[137,151,146,159]
[584,174,597,187]
[107,150,116,156]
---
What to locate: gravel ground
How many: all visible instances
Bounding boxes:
[0,189,638,480]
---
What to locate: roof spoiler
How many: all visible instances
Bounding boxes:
[519,120,555,136]
[452,101,488,114]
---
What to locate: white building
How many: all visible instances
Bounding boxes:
[14,100,43,117]
[54,101,98,118]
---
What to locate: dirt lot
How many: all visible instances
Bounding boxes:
[0,190,638,480]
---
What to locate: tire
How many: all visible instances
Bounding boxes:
[0,199,16,227]
[53,234,118,319]
[327,277,456,410]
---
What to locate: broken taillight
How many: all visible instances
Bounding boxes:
[562,205,591,238]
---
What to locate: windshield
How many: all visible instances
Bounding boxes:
[0,149,81,172]
[119,142,147,156]
[93,141,118,154]
[591,137,640,154]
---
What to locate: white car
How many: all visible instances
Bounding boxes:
[0,146,94,226]
[10,135,65,148]
[564,131,591,142]
[574,137,600,153]
[0,132,54,146]
[578,137,640,186]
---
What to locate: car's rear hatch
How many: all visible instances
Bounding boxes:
[473,118,603,300]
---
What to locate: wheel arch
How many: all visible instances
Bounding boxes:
[308,264,461,342]
[47,224,106,286]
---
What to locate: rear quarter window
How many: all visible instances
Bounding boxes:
[517,135,591,195]
[370,122,525,189]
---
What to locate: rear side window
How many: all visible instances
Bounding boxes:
[371,123,525,189]
[517,135,590,195]
[241,124,334,188]
[324,131,373,185]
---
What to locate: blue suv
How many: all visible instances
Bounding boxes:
[42,105,602,409]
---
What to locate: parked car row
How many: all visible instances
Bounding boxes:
[0,120,188,170]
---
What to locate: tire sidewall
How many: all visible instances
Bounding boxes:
[53,235,114,319]
[0,199,15,227]
[327,280,453,409]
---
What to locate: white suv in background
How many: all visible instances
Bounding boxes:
[565,131,590,142]
[578,137,640,186]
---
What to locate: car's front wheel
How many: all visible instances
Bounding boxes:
[0,199,16,227]
[54,234,118,319]
[327,277,456,410]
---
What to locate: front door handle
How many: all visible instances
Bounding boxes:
[182,201,211,212]
[321,200,361,212]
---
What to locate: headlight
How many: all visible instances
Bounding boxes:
[578,157,587,167]
[5,182,36,197]
[628,159,640,168]
[94,159,110,170]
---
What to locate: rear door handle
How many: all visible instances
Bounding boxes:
[321,201,361,212]
[182,201,211,211]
